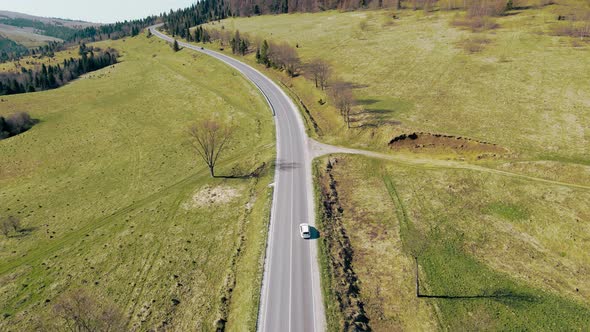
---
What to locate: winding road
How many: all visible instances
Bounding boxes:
[149,25,325,332]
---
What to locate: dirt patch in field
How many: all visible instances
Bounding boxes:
[187,185,242,208]
[388,132,507,158]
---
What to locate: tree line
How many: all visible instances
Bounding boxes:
[67,16,159,43]
[1,40,67,64]
[162,0,229,40]
[0,36,30,63]
[163,0,523,28]
[189,26,359,128]
[0,44,119,96]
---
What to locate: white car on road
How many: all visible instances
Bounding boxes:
[299,223,311,239]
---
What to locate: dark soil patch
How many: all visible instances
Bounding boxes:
[388,132,507,158]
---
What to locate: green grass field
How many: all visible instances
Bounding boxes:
[0,33,274,331]
[316,154,590,330]
[205,4,590,167]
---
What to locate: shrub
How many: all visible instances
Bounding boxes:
[458,36,492,53]
[467,0,507,17]
[452,14,499,32]
[0,112,37,139]
[52,289,126,332]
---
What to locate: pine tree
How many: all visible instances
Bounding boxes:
[231,30,241,54]
[259,40,270,67]
[239,39,248,55]
[172,39,180,52]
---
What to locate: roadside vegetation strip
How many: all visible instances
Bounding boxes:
[214,174,269,331]
[318,154,590,330]
[316,158,370,331]
[0,34,274,330]
[225,183,274,331]
[312,160,347,332]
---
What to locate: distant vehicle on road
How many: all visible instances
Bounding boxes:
[299,223,311,239]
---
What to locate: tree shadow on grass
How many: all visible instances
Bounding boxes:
[217,162,268,179]
[356,98,381,106]
[349,108,402,129]
[9,227,37,238]
[419,289,538,305]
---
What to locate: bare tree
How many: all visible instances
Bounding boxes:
[282,43,301,77]
[1,217,10,238]
[1,215,20,237]
[268,42,301,77]
[467,0,506,17]
[306,59,332,90]
[8,216,20,232]
[188,119,233,177]
[53,288,126,332]
[330,81,355,128]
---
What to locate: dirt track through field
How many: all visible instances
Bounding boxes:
[309,139,590,191]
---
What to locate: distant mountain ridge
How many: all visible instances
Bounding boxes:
[0,10,98,29]
[0,10,100,51]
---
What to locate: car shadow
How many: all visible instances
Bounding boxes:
[308,226,320,240]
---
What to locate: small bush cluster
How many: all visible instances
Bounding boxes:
[450,0,510,31]
[48,289,126,331]
[0,112,37,140]
[458,36,492,53]
[0,215,21,238]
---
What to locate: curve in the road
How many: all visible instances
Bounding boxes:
[149,25,326,332]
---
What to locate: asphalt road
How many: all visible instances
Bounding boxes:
[149,25,325,332]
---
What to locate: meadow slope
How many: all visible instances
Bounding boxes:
[0,34,274,331]
[205,5,590,165]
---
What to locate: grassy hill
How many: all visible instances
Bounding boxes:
[204,3,590,166]
[0,33,274,331]
[0,11,96,29]
[0,23,62,48]
[0,11,98,49]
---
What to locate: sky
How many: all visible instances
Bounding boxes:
[0,0,197,23]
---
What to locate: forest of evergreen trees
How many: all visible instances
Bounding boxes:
[0,36,29,63]
[162,0,230,40]
[162,0,406,37]
[0,44,118,96]
[162,0,526,38]
[67,16,159,43]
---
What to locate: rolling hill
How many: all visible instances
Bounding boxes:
[0,10,98,48]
